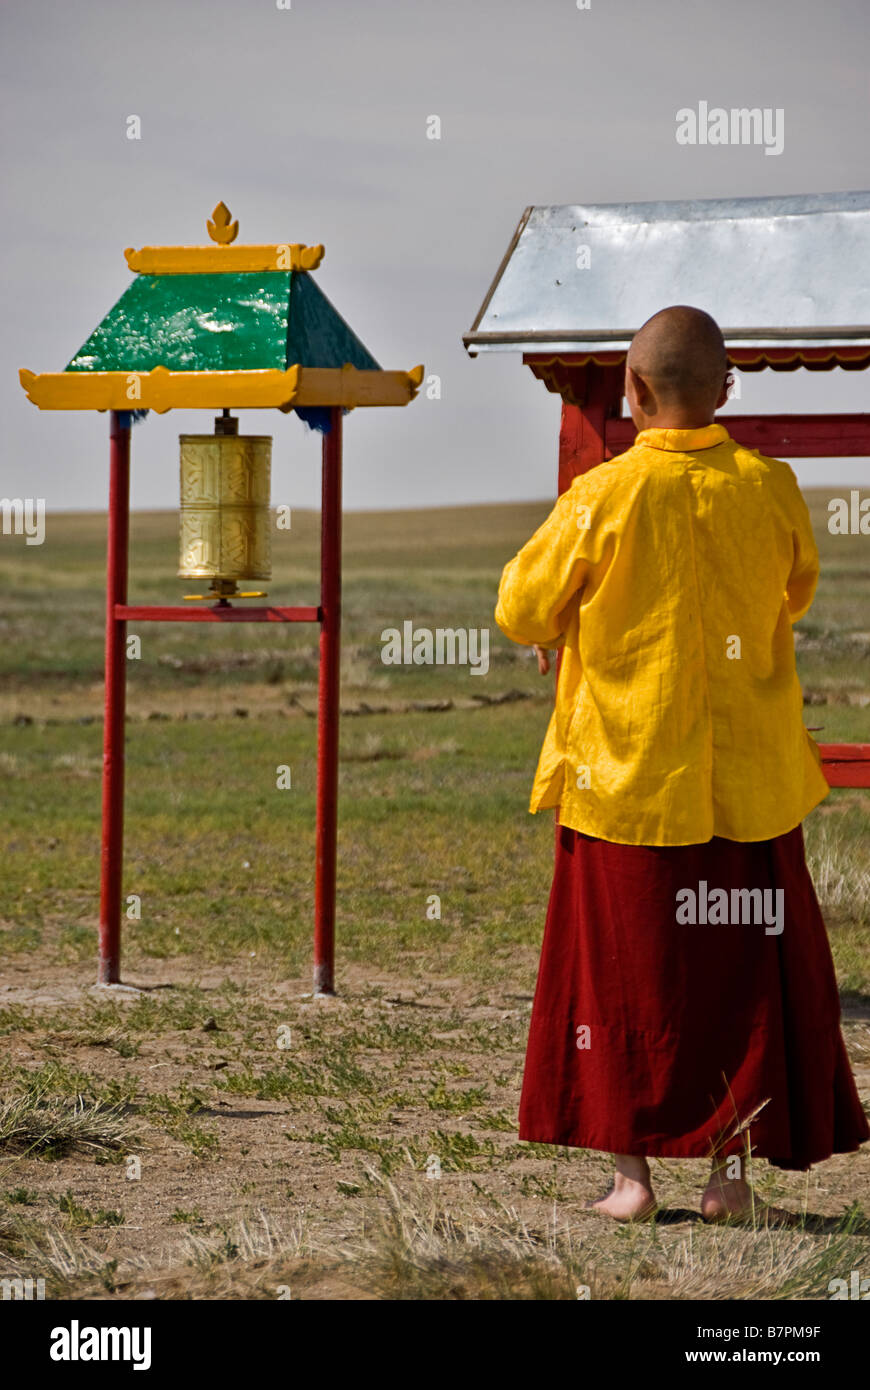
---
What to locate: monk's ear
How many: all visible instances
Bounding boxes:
[716,372,733,409]
[627,365,651,409]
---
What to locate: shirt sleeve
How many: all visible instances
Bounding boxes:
[495,487,595,647]
[784,478,819,624]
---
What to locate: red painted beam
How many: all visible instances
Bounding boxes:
[99,413,130,984]
[115,605,320,623]
[557,365,625,488]
[605,413,870,459]
[819,744,870,788]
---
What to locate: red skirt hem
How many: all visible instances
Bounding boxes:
[517,1132,870,1170]
[518,824,869,1173]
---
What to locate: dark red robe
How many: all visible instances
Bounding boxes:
[519,823,869,1171]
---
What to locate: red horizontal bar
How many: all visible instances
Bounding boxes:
[115,605,321,623]
[820,766,870,787]
[819,744,870,788]
[605,414,870,458]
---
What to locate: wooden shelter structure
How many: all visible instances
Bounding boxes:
[464,191,870,786]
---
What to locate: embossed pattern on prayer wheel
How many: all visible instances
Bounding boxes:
[178,434,272,583]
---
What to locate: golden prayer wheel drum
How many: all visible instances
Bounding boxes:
[178,416,272,597]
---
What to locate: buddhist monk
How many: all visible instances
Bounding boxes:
[495,306,869,1222]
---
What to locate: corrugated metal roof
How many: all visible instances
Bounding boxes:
[463,192,870,354]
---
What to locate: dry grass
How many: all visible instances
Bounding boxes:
[0,1081,138,1159]
[3,1171,867,1301]
[805,818,870,925]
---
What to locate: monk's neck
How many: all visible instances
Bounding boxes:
[633,413,716,430]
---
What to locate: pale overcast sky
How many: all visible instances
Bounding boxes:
[2,0,869,513]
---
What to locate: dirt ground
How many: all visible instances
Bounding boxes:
[2,936,869,1301]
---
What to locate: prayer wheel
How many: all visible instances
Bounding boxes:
[178,412,272,598]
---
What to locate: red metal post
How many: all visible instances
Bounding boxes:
[313,407,342,995]
[98,412,130,984]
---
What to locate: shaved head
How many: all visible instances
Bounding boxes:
[627,305,728,416]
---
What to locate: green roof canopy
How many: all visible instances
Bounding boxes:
[66,271,381,375]
[20,207,421,414]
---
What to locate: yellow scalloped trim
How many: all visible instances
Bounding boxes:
[728,348,870,365]
[528,348,870,368]
[19,363,425,413]
[526,353,625,367]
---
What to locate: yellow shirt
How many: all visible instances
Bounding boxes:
[495,423,829,846]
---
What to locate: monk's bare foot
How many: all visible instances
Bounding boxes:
[700,1176,797,1227]
[586,1157,657,1222]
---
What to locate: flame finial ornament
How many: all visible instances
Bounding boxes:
[207,202,239,245]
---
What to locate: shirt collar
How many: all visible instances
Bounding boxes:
[633,423,730,453]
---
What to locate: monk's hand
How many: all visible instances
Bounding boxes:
[534,644,551,676]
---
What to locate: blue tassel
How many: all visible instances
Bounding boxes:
[116,409,150,428]
[295,405,350,435]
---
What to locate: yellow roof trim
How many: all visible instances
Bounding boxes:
[123,243,325,274]
[19,364,424,412]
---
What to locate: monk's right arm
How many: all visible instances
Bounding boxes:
[495,490,591,647]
